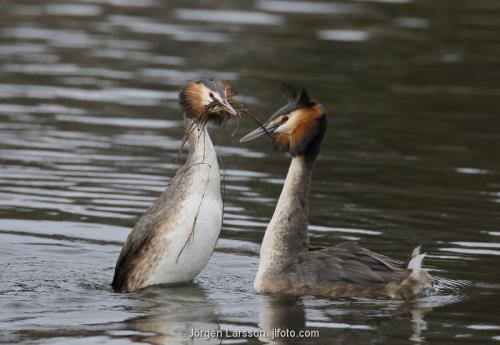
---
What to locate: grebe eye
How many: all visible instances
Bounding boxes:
[282,115,289,122]
[209,92,214,98]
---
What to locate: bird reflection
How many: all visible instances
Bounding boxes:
[125,284,220,345]
[258,295,434,345]
[258,295,307,345]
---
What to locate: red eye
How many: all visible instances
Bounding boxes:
[209,92,214,99]
[282,116,289,122]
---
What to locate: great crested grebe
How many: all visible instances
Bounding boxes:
[112,77,239,293]
[240,83,432,300]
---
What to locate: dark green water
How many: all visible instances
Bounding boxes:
[1,0,500,344]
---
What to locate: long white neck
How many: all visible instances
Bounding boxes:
[184,118,217,167]
[258,155,314,272]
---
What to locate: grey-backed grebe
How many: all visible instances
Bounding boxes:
[240,83,432,300]
[112,78,238,293]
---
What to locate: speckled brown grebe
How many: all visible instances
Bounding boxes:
[240,83,432,300]
[112,78,238,293]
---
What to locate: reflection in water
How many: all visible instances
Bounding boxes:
[259,296,307,344]
[126,285,220,345]
[256,273,470,344]
[258,295,438,345]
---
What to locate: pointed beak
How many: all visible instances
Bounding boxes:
[212,91,238,116]
[239,122,280,143]
[221,99,238,116]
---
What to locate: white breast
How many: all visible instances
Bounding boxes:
[145,134,223,286]
[146,160,222,285]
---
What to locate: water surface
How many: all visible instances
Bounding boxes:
[1,0,500,344]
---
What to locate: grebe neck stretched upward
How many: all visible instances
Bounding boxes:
[240,83,432,300]
[112,78,238,293]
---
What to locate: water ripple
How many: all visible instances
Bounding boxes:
[257,1,362,14]
[175,9,284,25]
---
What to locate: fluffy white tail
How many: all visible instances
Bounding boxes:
[407,245,426,272]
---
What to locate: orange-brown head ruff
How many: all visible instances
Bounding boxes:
[273,103,326,156]
[179,77,238,125]
[240,83,327,159]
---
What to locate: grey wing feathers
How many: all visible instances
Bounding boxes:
[111,166,193,292]
[111,205,163,292]
[305,241,407,284]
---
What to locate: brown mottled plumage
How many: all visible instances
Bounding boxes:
[240,83,432,300]
[112,78,238,293]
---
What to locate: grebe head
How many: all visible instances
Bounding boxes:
[240,83,327,158]
[179,77,238,124]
